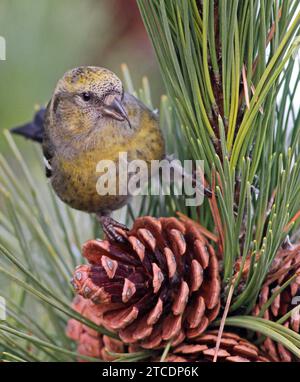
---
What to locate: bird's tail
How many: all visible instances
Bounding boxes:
[11,107,46,143]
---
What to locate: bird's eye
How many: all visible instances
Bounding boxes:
[81,92,91,102]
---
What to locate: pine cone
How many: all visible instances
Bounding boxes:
[66,295,125,361]
[71,216,221,349]
[164,330,271,362]
[253,244,300,362]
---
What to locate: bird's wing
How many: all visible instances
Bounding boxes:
[11,107,46,143]
[11,106,54,178]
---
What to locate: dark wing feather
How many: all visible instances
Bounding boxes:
[11,108,46,143]
[11,107,54,178]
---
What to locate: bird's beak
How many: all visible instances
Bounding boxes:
[102,95,131,128]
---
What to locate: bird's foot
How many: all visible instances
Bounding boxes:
[165,153,213,199]
[97,215,129,243]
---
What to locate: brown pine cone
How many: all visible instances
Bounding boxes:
[253,244,300,362]
[164,330,271,362]
[71,216,221,349]
[66,295,125,361]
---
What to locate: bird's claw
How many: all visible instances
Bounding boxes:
[97,215,129,244]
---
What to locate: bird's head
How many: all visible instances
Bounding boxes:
[49,66,131,137]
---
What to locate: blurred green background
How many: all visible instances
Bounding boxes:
[0,0,162,143]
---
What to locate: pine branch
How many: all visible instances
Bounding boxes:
[138,0,300,311]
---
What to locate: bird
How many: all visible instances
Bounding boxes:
[12,66,165,242]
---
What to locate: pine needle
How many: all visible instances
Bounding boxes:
[213,282,235,362]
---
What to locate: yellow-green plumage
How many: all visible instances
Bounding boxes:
[43,66,165,214]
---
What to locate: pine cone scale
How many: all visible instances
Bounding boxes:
[166,331,271,362]
[186,295,205,328]
[253,245,300,361]
[66,296,125,361]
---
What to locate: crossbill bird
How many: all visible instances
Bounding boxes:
[12,66,165,242]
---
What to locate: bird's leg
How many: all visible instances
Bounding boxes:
[165,154,213,198]
[96,213,129,243]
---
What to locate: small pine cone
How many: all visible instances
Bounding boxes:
[164,330,271,362]
[71,216,221,349]
[66,295,125,361]
[253,244,300,362]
